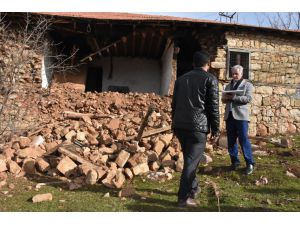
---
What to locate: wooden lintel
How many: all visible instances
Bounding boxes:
[136,106,156,142]
[64,111,114,119]
[124,125,172,141]
[139,32,146,56]
[58,146,100,168]
[132,31,136,57]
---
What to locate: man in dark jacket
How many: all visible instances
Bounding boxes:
[172,51,220,207]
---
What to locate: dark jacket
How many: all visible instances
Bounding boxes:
[171,68,220,135]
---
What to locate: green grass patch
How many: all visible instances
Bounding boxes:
[1,135,300,212]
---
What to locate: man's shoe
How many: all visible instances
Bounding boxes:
[177,199,186,207]
[246,164,254,175]
[230,163,240,171]
[190,187,201,199]
[177,198,198,207]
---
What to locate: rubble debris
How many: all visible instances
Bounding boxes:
[7,161,22,175]
[286,171,297,178]
[0,159,7,172]
[255,176,269,186]
[115,150,130,168]
[0,81,184,189]
[32,193,53,203]
[103,192,110,198]
[85,169,98,185]
[56,156,77,177]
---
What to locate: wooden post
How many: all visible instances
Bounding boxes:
[135,105,156,142]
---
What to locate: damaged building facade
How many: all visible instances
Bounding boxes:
[7,12,300,136]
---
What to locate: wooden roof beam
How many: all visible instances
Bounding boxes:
[147,32,155,58]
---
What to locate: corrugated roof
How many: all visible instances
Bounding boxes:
[37,12,300,34]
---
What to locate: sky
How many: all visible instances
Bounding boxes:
[142,12,299,29]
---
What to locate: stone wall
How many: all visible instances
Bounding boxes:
[211,32,300,84]
[225,31,300,85]
[211,29,300,136]
[219,82,300,136]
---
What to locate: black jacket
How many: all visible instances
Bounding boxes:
[171,68,220,135]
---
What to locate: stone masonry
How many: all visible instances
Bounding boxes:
[210,30,300,136]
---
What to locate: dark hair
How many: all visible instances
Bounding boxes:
[193,51,210,67]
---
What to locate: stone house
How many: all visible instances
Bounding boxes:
[6,12,300,136]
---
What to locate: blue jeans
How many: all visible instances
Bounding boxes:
[174,129,207,201]
[226,112,255,166]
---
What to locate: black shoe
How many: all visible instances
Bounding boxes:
[230,163,240,171]
[178,198,198,208]
[190,187,201,199]
[246,164,254,175]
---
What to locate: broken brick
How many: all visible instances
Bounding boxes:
[82,115,92,125]
[128,153,148,167]
[153,139,165,156]
[102,169,117,188]
[16,146,45,159]
[45,141,60,154]
[76,132,86,141]
[132,163,149,175]
[86,134,99,145]
[32,193,53,203]
[107,119,121,130]
[124,168,133,179]
[99,146,116,154]
[115,150,131,168]
[95,168,107,180]
[113,169,126,188]
[8,160,21,174]
[0,159,7,172]
[65,130,76,141]
[56,156,77,177]
[78,164,93,176]
[85,169,98,185]
[19,136,31,148]
[150,161,160,171]
[167,146,177,157]
[160,134,173,147]
[36,158,50,172]
[2,148,15,160]
[99,133,113,145]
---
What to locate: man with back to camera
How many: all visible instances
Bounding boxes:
[171,51,220,207]
[222,65,255,175]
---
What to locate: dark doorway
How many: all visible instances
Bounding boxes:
[85,67,103,92]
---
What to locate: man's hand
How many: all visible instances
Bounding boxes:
[209,132,220,145]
